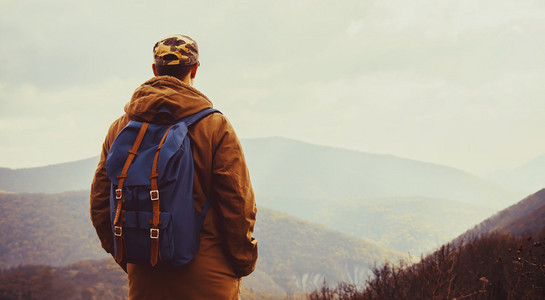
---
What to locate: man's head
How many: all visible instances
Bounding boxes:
[152,34,200,84]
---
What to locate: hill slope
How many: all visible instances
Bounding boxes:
[458,188,545,240]
[0,191,401,295]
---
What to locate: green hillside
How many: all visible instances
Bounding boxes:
[249,208,401,294]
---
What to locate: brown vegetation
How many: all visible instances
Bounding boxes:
[309,229,545,299]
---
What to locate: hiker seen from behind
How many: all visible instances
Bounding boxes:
[90,34,258,300]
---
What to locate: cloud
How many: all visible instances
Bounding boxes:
[1,0,545,173]
[346,20,365,37]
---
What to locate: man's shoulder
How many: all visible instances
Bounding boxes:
[197,110,230,131]
[109,115,131,133]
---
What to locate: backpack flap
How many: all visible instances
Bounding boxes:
[106,121,188,186]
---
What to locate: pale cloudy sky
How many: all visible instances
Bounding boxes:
[1,0,544,175]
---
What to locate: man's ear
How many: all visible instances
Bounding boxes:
[152,64,158,76]
[190,63,199,79]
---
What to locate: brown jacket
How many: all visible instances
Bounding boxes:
[90,76,257,299]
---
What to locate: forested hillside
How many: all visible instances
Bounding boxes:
[247,208,401,294]
[0,191,402,295]
[0,260,127,300]
[306,196,492,254]
[0,191,107,269]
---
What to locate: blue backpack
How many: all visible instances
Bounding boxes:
[105,108,219,266]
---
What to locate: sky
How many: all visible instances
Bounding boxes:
[1,0,544,175]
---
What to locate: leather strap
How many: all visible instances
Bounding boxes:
[114,211,125,263]
[112,122,149,264]
[113,122,149,226]
[149,125,174,266]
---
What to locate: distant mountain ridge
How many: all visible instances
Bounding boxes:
[488,153,545,193]
[242,137,522,209]
[0,156,99,193]
[1,137,522,209]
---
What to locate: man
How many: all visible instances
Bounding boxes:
[90,34,257,299]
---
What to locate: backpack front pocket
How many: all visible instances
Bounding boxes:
[119,210,174,265]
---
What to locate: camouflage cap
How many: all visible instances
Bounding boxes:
[153,34,199,66]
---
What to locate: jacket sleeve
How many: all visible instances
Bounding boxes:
[211,117,258,277]
[90,116,129,256]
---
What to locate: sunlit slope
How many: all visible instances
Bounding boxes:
[242,137,521,210]
[459,188,545,240]
[0,191,401,294]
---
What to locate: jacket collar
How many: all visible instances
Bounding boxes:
[125,75,213,123]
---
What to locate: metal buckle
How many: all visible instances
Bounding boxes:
[115,189,122,200]
[150,228,159,239]
[150,190,159,201]
[114,226,123,237]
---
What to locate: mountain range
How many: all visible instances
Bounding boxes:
[0,137,533,255]
[0,137,527,209]
[0,191,402,295]
[242,137,523,210]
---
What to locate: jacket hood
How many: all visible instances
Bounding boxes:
[124,76,213,123]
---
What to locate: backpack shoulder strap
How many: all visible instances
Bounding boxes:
[181,108,221,127]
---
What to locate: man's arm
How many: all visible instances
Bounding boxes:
[211,117,258,277]
[90,116,130,256]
